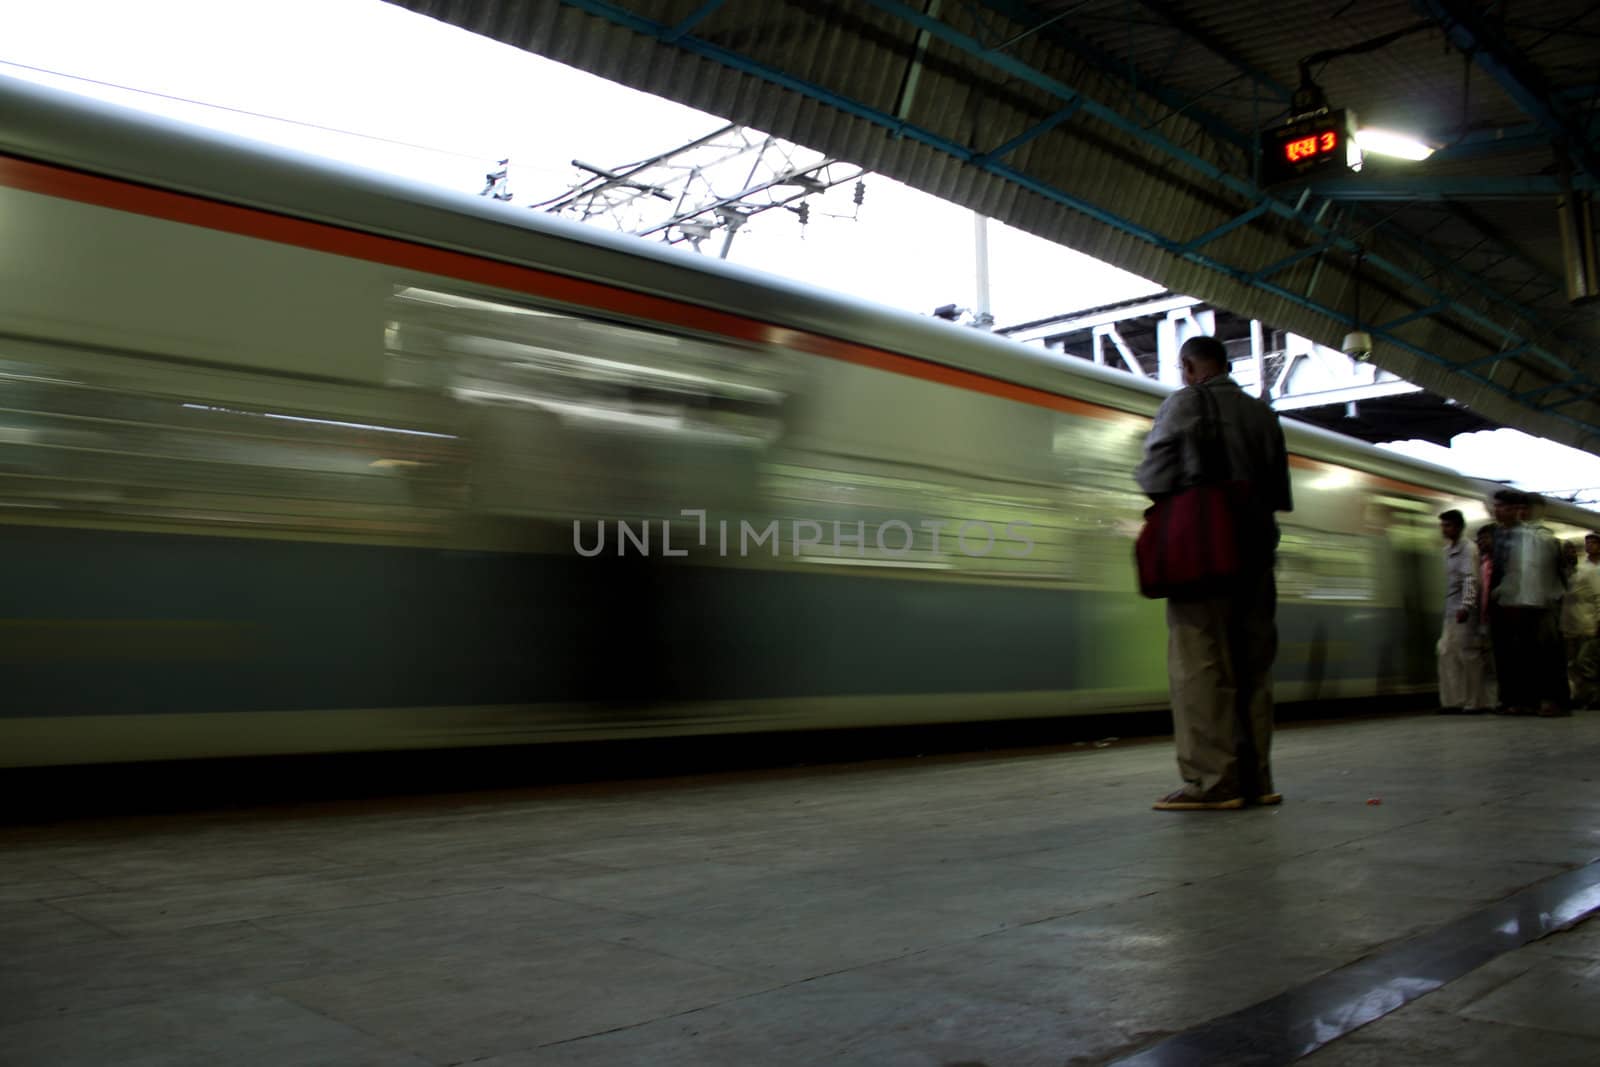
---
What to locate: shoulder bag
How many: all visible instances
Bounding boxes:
[1134,387,1247,599]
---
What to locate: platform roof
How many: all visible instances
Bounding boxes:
[389,1,1600,451]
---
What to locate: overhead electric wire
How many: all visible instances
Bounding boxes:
[0,57,497,164]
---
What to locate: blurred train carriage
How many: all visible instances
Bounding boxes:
[2,73,1593,767]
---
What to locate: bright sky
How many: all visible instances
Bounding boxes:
[4,0,1599,502]
[0,0,1159,323]
[1382,432,1600,508]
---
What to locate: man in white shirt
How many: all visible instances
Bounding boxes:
[1437,510,1489,713]
[1561,533,1600,709]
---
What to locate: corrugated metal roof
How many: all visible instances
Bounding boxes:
[388,0,1600,452]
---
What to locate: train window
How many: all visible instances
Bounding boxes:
[386,287,788,436]
[1368,495,1445,549]
[0,350,466,538]
[385,286,792,522]
[1050,413,1150,491]
[753,455,1070,580]
[1275,526,1377,602]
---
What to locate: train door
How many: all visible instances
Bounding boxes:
[1367,495,1443,690]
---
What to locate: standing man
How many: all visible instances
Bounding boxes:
[1490,489,1568,716]
[1524,494,1572,716]
[1475,524,1500,708]
[1486,490,1521,711]
[1436,509,1488,713]
[1136,335,1293,811]
[1561,533,1600,708]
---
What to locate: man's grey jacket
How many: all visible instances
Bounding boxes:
[1135,375,1294,551]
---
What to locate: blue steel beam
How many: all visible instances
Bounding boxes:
[977,2,1575,345]
[1179,202,1269,252]
[1413,0,1600,185]
[915,2,1575,343]
[967,0,1573,321]
[1518,381,1574,401]
[867,1,1264,197]
[1251,240,1335,282]
[987,4,1078,53]
[1545,393,1596,411]
[972,0,1259,154]
[1131,0,1290,101]
[973,0,1570,315]
[1460,345,1531,370]
[1430,114,1600,165]
[551,0,1600,443]
[1429,133,1555,166]
[663,0,725,41]
[859,0,1580,374]
[1378,303,1449,331]
[1306,174,1595,200]
[975,102,1083,164]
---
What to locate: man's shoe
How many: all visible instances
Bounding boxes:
[1461,706,1487,715]
[1537,704,1572,717]
[1153,789,1244,811]
[1253,792,1284,806]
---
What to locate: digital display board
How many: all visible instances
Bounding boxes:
[1260,109,1360,186]
[1284,130,1340,163]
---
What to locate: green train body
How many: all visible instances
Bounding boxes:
[0,74,1589,767]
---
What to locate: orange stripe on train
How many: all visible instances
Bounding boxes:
[0,154,1445,500]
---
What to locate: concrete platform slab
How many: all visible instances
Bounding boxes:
[0,989,432,1067]
[1,921,339,1027]
[477,970,1110,1067]
[267,939,767,1063]
[2,712,1598,1066]
[1299,918,1600,1066]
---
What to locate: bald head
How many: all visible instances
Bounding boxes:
[1179,336,1228,385]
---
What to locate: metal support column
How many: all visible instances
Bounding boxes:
[1251,319,1266,400]
[1103,324,1141,374]
[973,213,994,330]
[1156,313,1181,385]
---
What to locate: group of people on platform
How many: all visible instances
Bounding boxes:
[1437,488,1600,718]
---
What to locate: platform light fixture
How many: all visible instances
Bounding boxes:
[1352,128,1435,162]
[1260,23,1441,185]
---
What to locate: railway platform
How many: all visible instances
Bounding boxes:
[3,712,1599,1066]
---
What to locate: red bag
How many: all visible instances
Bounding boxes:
[1135,483,1245,598]
[1134,386,1247,599]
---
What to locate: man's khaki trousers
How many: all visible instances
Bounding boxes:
[1165,567,1278,800]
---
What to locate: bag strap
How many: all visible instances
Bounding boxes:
[1193,385,1232,484]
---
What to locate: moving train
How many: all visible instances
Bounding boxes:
[1,73,1592,768]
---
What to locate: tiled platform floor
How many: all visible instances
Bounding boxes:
[2,712,1598,1066]
[1299,909,1600,1067]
